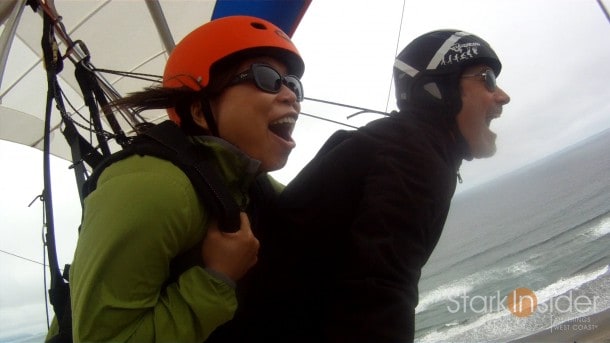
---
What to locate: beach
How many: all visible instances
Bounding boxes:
[415,129,610,342]
[510,308,610,343]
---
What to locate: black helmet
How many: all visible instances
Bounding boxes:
[394,29,501,116]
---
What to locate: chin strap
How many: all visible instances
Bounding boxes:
[200,96,219,137]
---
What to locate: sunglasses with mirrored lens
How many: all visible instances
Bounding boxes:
[461,69,496,92]
[230,63,304,102]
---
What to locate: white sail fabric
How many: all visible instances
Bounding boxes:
[0,0,310,161]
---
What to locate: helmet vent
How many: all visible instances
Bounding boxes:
[250,22,268,30]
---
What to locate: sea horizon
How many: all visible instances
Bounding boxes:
[2,130,609,343]
[415,129,610,341]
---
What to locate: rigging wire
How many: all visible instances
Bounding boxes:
[28,0,392,149]
[0,243,68,328]
[0,248,48,267]
[62,0,111,40]
[385,0,407,113]
[41,207,50,328]
[56,64,389,134]
[58,87,115,139]
[92,68,163,84]
[0,243,64,328]
[304,96,389,120]
[24,5,395,324]
[300,112,358,129]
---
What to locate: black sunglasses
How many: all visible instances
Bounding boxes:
[229,63,304,102]
[461,68,497,92]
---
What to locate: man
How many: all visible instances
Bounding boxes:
[209,29,510,343]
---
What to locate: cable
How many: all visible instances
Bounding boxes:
[385,0,407,113]
[304,96,389,118]
[59,87,115,140]
[300,112,358,129]
[93,68,163,84]
[0,248,48,267]
[42,217,50,329]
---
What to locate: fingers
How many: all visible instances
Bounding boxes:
[239,212,259,266]
[201,212,260,282]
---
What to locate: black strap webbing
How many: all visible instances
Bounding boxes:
[85,121,241,233]
[48,122,243,342]
[62,119,105,206]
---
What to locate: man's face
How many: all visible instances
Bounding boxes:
[456,64,510,159]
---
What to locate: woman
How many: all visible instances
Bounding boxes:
[51,15,304,342]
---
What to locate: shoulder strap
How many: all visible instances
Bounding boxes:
[47,122,241,342]
[84,121,241,232]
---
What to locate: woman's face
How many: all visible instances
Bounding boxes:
[207,57,301,172]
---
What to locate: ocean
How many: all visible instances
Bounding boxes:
[4,129,608,343]
[414,129,610,342]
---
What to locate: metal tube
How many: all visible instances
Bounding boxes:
[597,0,610,23]
[0,0,27,101]
[145,0,175,53]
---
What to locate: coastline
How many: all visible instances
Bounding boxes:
[509,308,610,342]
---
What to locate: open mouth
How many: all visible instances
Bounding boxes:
[486,113,500,128]
[486,116,494,128]
[269,116,296,142]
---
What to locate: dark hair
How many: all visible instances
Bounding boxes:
[109,60,242,135]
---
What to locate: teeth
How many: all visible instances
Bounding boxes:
[271,117,296,125]
[269,116,296,141]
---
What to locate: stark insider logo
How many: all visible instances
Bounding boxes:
[507,287,537,317]
[447,287,599,317]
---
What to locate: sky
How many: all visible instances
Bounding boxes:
[1,0,610,339]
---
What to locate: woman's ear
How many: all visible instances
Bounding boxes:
[190,100,209,130]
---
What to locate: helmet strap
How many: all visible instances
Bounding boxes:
[200,96,219,137]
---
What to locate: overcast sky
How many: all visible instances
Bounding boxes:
[1,0,609,339]
[275,0,610,189]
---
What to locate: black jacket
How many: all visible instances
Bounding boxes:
[208,110,468,343]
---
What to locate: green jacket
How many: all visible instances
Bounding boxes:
[48,136,276,342]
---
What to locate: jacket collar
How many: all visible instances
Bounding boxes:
[397,107,471,162]
[189,135,261,206]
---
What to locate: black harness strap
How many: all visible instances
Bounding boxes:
[40,11,72,343]
[146,122,241,232]
[85,121,242,233]
[47,122,243,342]
[74,57,130,147]
[61,119,104,206]
[73,63,111,156]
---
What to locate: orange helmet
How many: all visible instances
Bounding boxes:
[163,15,304,124]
